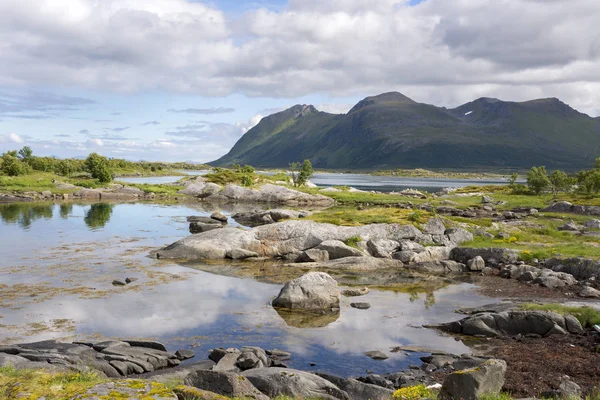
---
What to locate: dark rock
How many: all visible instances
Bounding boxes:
[184,370,268,399]
[316,372,394,400]
[350,302,371,310]
[364,350,388,360]
[175,349,195,360]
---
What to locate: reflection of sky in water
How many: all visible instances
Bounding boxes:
[117,171,511,193]
[0,202,497,376]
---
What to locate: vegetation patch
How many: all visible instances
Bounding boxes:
[520,303,600,328]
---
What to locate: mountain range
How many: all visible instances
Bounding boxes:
[211,92,600,171]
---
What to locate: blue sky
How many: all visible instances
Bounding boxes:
[1,0,598,162]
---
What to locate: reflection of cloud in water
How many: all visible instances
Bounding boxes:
[2,266,496,363]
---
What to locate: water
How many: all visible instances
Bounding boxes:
[0,202,497,376]
[117,170,509,193]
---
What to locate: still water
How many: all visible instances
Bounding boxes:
[0,202,496,376]
[117,171,508,193]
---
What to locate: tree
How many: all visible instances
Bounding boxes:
[577,169,600,194]
[57,160,75,177]
[1,153,25,176]
[84,153,113,183]
[526,166,550,195]
[549,170,572,196]
[508,172,518,188]
[18,146,33,161]
[290,159,314,187]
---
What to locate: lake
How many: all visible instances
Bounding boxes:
[117,171,509,193]
[0,202,497,377]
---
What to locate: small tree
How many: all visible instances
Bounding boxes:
[508,172,518,188]
[594,157,600,170]
[84,153,113,183]
[549,170,572,196]
[526,166,550,195]
[577,169,600,194]
[57,160,75,177]
[18,146,33,161]
[290,159,314,187]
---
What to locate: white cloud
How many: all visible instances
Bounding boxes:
[8,133,24,144]
[0,0,599,114]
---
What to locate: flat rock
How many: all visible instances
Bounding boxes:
[364,350,388,360]
[184,370,268,400]
[350,302,371,310]
[341,287,370,297]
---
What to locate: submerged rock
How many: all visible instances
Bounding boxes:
[364,350,389,360]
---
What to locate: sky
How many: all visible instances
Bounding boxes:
[1,0,599,162]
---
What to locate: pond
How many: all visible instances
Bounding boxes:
[0,201,497,377]
[117,171,509,193]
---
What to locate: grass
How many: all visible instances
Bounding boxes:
[343,235,362,248]
[0,366,106,399]
[126,183,185,195]
[306,206,433,226]
[520,303,600,328]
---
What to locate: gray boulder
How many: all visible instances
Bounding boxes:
[542,201,573,213]
[584,219,600,229]
[316,240,365,259]
[189,222,223,234]
[272,272,340,311]
[297,249,330,262]
[579,286,600,298]
[412,246,452,263]
[210,211,228,222]
[467,256,485,271]
[236,347,269,371]
[451,247,519,265]
[184,370,268,399]
[242,367,349,400]
[179,182,222,198]
[367,239,400,258]
[445,228,474,245]
[558,220,580,231]
[364,350,388,360]
[423,217,446,235]
[439,359,507,400]
[226,248,259,260]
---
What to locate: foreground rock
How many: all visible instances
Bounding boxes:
[543,201,600,216]
[316,373,394,400]
[73,380,177,399]
[232,209,310,227]
[272,272,341,311]
[439,359,507,400]
[184,370,268,400]
[157,219,472,261]
[242,367,350,400]
[435,310,584,337]
[0,339,191,377]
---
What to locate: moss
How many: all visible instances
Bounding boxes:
[343,236,362,248]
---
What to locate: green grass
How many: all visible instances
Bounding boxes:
[343,235,362,248]
[126,183,185,195]
[306,206,433,226]
[520,304,600,328]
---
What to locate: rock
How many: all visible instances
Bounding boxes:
[73,380,177,399]
[122,340,168,352]
[445,228,474,245]
[584,219,600,229]
[399,240,425,253]
[437,310,584,337]
[209,348,240,363]
[420,354,456,368]
[296,249,330,263]
[350,302,371,310]
[423,217,446,235]
[412,246,452,263]
[341,287,370,297]
[482,195,494,204]
[112,280,126,286]
[392,250,417,263]
[558,378,582,397]
[451,247,519,265]
[226,248,259,260]
[564,315,585,334]
[356,374,394,389]
[209,183,335,206]
[210,211,228,222]
[467,256,485,271]
[179,182,222,198]
[364,350,388,360]
[272,272,340,311]
[439,359,507,400]
[316,372,394,400]
[315,240,365,259]
[236,347,269,371]
[398,189,427,199]
[172,386,228,400]
[241,367,349,400]
[558,220,580,231]
[125,277,138,284]
[213,353,241,373]
[579,286,600,298]
[175,349,195,360]
[184,370,268,400]
[367,239,400,258]
[543,201,573,213]
[189,222,224,234]
[92,341,130,351]
[233,209,309,227]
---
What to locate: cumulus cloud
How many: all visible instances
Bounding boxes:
[0,133,25,144]
[167,107,235,114]
[0,0,598,114]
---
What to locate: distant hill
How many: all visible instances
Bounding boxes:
[212,92,600,171]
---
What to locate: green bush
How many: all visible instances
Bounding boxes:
[527,166,550,195]
[84,153,113,183]
[1,154,28,176]
[290,159,314,187]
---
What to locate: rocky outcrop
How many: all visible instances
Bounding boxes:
[543,201,600,216]
[315,373,394,400]
[450,247,519,265]
[73,380,177,399]
[436,310,584,337]
[0,340,193,377]
[498,264,579,288]
[242,367,350,400]
[439,359,507,400]
[272,272,341,311]
[157,219,472,261]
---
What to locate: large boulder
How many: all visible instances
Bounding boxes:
[445,228,474,245]
[542,201,574,213]
[179,182,222,198]
[204,184,334,206]
[367,239,400,258]
[156,228,260,259]
[412,246,452,263]
[242,367,350,400]
[451,247,519,265]
[272,272,340,311]
[423,217,446,235]
[439,359,507,400]
[184,370,268,400]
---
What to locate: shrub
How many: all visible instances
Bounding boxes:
[290,159,314,187]
[526,166,550,195]
[549,170,573,195]
[84,153,113,183]
[1,153,28,176]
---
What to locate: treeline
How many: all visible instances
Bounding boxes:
[0,146,208,183]
[520,158,600,196]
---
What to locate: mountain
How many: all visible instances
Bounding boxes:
[212,92,600,171]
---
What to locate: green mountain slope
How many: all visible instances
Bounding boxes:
[212,92,600,170]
